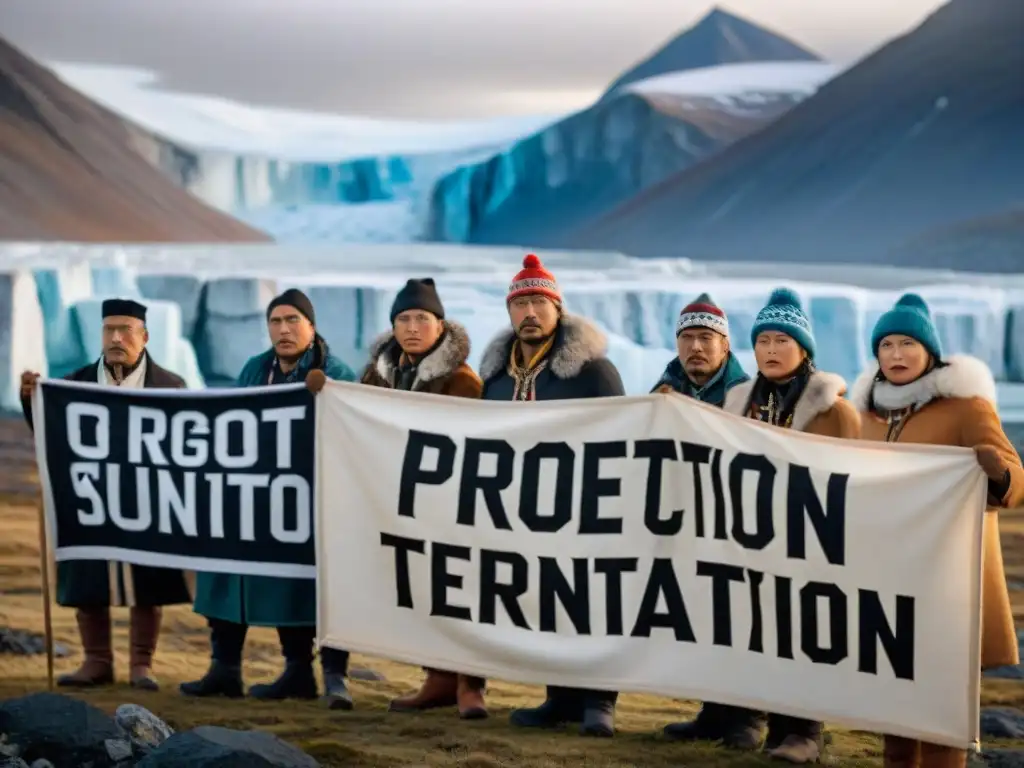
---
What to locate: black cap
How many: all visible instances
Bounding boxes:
[102,298,147,322]
[267,288,315,326]
[390,278,445,324]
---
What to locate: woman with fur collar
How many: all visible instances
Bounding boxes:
[361,278,487,720]
[723,287,860,764]
[850,293,1023,768]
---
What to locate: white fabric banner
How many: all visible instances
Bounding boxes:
[316,381,986,747]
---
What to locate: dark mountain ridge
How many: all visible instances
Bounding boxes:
[0,37,269,242]
[601,7,820,97]
[569,0,1024,272]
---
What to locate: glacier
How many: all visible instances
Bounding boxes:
[2,243,1024,427]
[47,61,838,245]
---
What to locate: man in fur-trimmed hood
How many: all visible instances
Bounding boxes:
[362,278,488,720]
[480,253,625,737]
[361,278,481,397]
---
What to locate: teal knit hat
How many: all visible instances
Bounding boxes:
[750,287,816,359]
[870,293,942,359]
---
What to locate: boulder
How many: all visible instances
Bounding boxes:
[0,693,123,768]
[0,628,69,658]
[981,707,1024,739]
[114,703,174,756]
[982,749,1024,768]
[135,726,319,768]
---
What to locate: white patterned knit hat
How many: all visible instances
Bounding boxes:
[676,293,729,337]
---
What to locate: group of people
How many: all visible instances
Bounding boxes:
[18,252,1024,768]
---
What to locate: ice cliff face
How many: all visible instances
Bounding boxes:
[4,244,1024,415]
[424,64,837,246]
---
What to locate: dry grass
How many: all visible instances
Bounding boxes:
[5,500,1024,766]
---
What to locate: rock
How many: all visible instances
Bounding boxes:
[982,748,1024,768]
[29,761,55,768]
[114,704,174,754]
[0,757,30,768]
[0,738,20,758]
[0,693,123,768]
[348,666,386,682]
[981,708,1024,739]
[0,628,70,658]
[135,726,319,768]
[102,740,131,764]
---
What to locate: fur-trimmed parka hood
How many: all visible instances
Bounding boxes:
[479,312,608,382]
[366,320,472,388]
[850,354,997,413]
[724,369,848,432]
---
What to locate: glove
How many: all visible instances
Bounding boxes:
[975,445,1006,482]
[19,371,40,401]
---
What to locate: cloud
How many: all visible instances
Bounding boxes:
[0,0,947,118]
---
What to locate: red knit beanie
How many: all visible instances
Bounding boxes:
[507,253,561,304]
[676,292,729,337]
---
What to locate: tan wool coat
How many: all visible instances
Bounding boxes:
[360,319,482,399]
[850,355,1023,669]
[723,369,862,440]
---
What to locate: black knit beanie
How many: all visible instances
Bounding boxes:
[390,278,445,323]
[267,288,316,326]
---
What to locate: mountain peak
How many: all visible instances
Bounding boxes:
[602,7,820,97]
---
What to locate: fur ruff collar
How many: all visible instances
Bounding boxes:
[368,320,471,388]
[478,313,607,382]
[724,370,848,432]
[849,354,996,413]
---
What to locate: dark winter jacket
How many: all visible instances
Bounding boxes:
[651,352,749,408]
[361,320,481,397]
[479,313,625,401]
[20,351,185,431]
[20,351,192,609]
[192,334,355,627]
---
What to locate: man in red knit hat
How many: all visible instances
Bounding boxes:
[478,253,625,736]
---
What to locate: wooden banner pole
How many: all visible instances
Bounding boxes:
[36,494,55,691]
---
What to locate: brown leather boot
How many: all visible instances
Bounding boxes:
[57,607,114,687]
[919,742,966,768]
[129,606,162,691]
[457,674,488,720]
[389,668,457,712]
[883,735,921,768]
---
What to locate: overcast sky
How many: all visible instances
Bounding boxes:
[0,0,947,119]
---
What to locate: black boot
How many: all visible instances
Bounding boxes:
[664,702,763,749]
[248,661,318,700]
[720,706,765,750]
[509,686,583,729]
[179,660,244,698]
[321,647,353,711]
[249,625,318,701]
[663,701,726,742]
[580,692,617,738]
[180,619,246,698]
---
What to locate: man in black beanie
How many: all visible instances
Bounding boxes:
[184,288,361,710]
[361,278,487,719]
[19,298,191,691]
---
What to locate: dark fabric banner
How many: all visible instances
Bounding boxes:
[34,380,317,578]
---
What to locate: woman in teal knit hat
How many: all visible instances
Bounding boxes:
[852,293,1024,768]
[720,287,861,764]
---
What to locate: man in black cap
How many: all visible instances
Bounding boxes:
[183,288,362,710]
[19,297,192,691]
